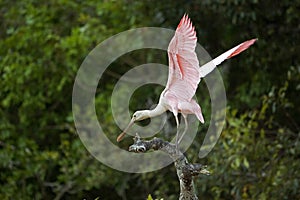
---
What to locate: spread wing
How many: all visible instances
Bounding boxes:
[164,14,201,101]
[199,38,257,77]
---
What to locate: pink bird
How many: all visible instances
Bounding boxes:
[117,14,256,147]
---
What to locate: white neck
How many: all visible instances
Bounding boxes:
[148,103,166,118]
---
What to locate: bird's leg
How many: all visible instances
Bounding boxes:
[174,113,180,153]
[178,114,188,144]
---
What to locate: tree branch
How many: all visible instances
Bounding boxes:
[129,134,210,200]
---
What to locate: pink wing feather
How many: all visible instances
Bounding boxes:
[164,14,201,101]
[199,39,257,77]
[164,15,257,100]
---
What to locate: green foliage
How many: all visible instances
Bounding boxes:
[0,0,299,199]
[147,194,164,200]
[147,194,153,200]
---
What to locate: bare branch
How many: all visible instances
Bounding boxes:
[129,133,209,200]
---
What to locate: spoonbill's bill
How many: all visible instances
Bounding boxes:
[117,14,256,147]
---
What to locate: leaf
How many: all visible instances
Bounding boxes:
[243,158,250,169]
[147,194,153,200]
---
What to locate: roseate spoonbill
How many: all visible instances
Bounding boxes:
[117,14,256,147]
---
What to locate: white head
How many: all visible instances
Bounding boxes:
[132,110,150,121]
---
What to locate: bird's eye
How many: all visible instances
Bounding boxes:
[133,114,136,118]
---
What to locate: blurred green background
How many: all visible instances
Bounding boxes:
[0,0,299,199]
